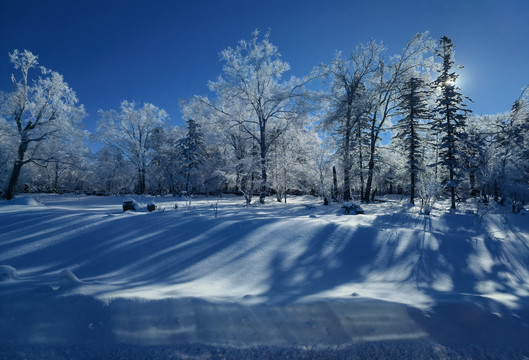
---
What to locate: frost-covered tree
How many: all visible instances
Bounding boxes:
[232,135,260,205]
[1,50,86,200]
[181,96,257,203]
[37,125,90,193]
[97,101,169,194]
[509,86,529,211]
[268,124,321,203]
[376,143,408,196]
[146,125,184,195]
[394,76,433,204]
[484,86,529,211]
[323,33,434,203]
[0,115,16,191]
[176,119,206,195]
[363,33,435,203]
[322,42,381,201]
[91,146,135,194]
[310,145,334,205]
[461,114,496,202]
[207,30,316,204]
[432,36,472,210]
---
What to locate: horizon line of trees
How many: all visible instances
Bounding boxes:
[1,32,528,213]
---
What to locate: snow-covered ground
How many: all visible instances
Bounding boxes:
[1,194,528,359]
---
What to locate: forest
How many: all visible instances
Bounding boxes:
[1,31,528,213]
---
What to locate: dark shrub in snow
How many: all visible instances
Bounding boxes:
[343,202,364,214]
[123,201,135,212]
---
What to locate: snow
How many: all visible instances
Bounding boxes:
[1,194,528,359]
[0,265,17,281]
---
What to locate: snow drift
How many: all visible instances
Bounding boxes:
[0,194,528,359]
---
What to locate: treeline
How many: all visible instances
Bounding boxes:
[1,32,528,212]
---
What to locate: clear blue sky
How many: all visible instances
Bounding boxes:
[1,0,528,132]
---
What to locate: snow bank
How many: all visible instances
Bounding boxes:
[58,269,83,287]
[0,265,17,281]
[4,196,44,207]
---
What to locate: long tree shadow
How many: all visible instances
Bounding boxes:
[260,205,529,313]
[2,197,529,348]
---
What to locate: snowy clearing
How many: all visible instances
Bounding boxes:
[1,194,528,359]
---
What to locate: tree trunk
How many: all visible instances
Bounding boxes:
[142,167,146,194]
[364,156,375,204]
[343,126,352,202]
[137,167,146,194]
[364,123,377,203]
[185,171,190,196]
[469,169,476,196]
[332,166,338,201]
[4,140,29,200]
[493,180,499,203]
[409,119,416,205]
[53,161,59,193]
[343,164,351,202]
[410,142,416,204]
[5,161,24,200]
[358,146,365,201]
[356,120,365,201]
[410,167,416,205]
[259,157,267,204]
[259,128,267,204]
[449,167,456,210]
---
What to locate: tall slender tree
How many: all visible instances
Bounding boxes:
[177,119,206,195]
[395,76,433,204]
[432,36,472,210]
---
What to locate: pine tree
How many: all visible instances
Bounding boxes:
[432,36,472,210]
[177,119,206,195]
[395,76,432,204]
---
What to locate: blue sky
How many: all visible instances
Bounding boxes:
[1,0,528,132]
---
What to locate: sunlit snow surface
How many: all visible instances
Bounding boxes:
[1,194,528,359]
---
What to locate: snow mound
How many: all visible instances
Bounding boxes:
[8,197,43,206]
[0,265,18,281]
[59,269,83,287]
[342,201,364,214]
[123,198,155,212]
